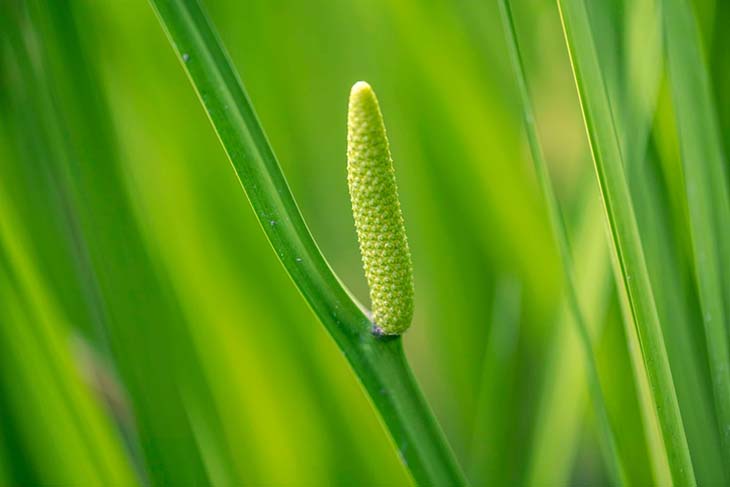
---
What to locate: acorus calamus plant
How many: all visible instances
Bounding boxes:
[5,0,730,485]
[146,0,730,485]
[149,1,466,484]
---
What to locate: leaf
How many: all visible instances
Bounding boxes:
[555,0,695,483]
[663,0,730,472]
[498,0,624,483]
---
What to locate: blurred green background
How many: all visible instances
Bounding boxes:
[0,0,727,485]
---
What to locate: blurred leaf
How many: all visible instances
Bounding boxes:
[0,190,135,486]
[556,0,694,483]
[499,1,623,482]
[663,0,730,472]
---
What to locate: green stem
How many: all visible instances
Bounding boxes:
[147,0,466,484]
[351,337,467,485]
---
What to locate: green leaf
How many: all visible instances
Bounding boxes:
[498,1,624,483]
[524,191,615,486]
[0,191,135,486]
[663,0,730,472]
[555,0,695,484]
[2,1,222,483]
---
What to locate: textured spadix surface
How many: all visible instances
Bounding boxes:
[347,81,414,335]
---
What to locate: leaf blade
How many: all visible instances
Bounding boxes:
[555,0,695,483]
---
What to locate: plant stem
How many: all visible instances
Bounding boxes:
[351,337,468,485]
[147,0,467,484]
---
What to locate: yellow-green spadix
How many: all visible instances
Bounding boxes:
[347,81,414,335]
